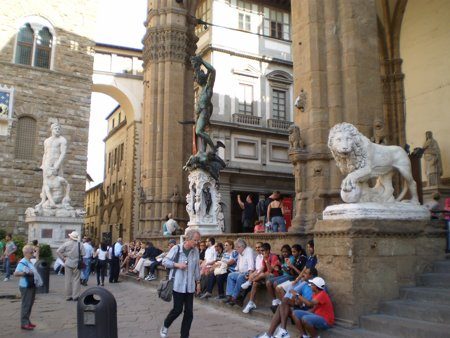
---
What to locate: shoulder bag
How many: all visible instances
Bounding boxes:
[77,242,85,270]
[157,245,181,302]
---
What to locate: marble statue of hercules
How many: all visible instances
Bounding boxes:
[41,122,67,176]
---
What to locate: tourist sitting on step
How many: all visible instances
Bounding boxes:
[274,244,308,310]
[292,277,334,338]
[253,267,318,338]
[242,242,281,314]
[132,242,163,281]
[129,241,145,272]
[145,239,177,281]
[200,240,238,299]
[199,237,217,293]
[266,244,295,309]
[121,241,138,272]
[239,242,264,290]
[224,238,255,306]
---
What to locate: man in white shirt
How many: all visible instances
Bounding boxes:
[202,237,217,269]
[109,238,123,283]
[81,238,94,286]
[224,238,255,306]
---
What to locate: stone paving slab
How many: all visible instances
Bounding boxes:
[0,273,269,338]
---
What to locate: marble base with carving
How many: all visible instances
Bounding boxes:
[323,202,430,220]
[25,215,83,252]
[185,169,224,235]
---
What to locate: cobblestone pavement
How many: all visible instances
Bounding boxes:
[0,273,269,338]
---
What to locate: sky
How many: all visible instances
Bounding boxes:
[86,0,147,188]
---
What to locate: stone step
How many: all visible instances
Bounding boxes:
[322,326,393,338]
[380,300,450,324]
[400,286,450,306]
[418,272,450,288]
[434,260,450,273]
[360,314,450,338]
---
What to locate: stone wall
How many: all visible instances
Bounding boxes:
[0,0,97,233]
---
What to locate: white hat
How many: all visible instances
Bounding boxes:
[68,231,79,241]
[308,277,326,289]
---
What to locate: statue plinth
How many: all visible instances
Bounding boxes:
[25,214,83,250]
[185,169,224,235]
[323,202,430,220]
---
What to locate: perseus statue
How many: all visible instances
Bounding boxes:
[191,55,224,154]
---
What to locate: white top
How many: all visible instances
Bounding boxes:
[255,254,264,272]
[237,246,255,273]
[96,248,108,261]
[204,245,217,265]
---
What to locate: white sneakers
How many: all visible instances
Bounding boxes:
[159,326,168,338]
[241,280,252,289]
[274,328,291,338]
[3,277,9,282]
[145,274,157,281]
[242,301,256,313]
[271,299,281,306]
[255,333,273,338]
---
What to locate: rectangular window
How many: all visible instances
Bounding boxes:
[41,229,53,239]
[114,148,117,166]
[238,83,253,116]
[118,112,121,123]
[108,152,111,169]
[238,13,251,31]
[272,89,287,120]
[263,7,290,40]
[195,0,211,35]
[120,143,124,163]
[107,186,110,197]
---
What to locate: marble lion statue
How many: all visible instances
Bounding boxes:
[328,122,419,204]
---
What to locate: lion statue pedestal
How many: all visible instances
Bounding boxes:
[324,122,429,220]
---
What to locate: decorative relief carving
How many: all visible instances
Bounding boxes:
[143,29,196,64]
[288,124,305,150]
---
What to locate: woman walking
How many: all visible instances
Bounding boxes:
[160,229,201,338]
[14,245,43,330]
[94,242,109,286]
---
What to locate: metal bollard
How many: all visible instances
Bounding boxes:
[77,287,117,338]
[35,260,50,294]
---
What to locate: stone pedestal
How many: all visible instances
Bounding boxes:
[26,215,83,251]
[185,169,223,235]
[314,218,446,326]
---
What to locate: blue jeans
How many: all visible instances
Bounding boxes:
[4,256,11,278]
[294,310,331,330]
[82,257,92,281]
[226,272,247,299]
[271,216,286,232]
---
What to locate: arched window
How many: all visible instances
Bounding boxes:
[14,18,54,69]
[35,27,53,68]
[15,116,37,159]
[15,24,34,66]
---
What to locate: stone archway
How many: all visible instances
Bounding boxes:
[400,0,450,182]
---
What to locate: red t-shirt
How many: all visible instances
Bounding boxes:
[313,290,335,326]
[254,224,265,233]
[262,253,281,276]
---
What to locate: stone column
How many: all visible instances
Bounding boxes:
[140,0,199,234]
[290,0,383,229]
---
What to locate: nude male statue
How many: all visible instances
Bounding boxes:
[191,55,222,154]
[41,122,67,176]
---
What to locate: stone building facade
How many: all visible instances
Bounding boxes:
[83,182,103,242]
[0,1,97,233]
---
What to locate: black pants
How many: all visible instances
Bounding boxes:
[109,257,120,282]
[164,291,194,338]
[206,272,228,296]
[149,261,160,274]
[96,260,107,285]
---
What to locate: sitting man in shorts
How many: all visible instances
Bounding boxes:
[242,242,281,314]
[293,277,334,338]
[253,267,317,338]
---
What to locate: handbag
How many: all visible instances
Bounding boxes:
[157,245,180,302]
[77,243,85,270]
[214,261,227,276]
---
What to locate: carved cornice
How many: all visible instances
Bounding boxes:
[143,28,197,65]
